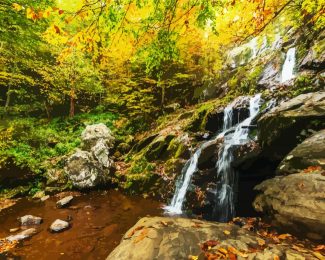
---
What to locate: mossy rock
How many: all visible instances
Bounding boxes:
[144,135,175,161]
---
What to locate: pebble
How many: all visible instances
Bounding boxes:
[50,219,70,232]
[56,196,73,208]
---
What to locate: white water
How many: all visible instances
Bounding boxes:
[165,94,262,216]
[214,94,261,221]
[281,47,296,83]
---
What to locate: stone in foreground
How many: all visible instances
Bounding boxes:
[107,217,318,260]
[6,228,37,242]
[18,215,42,226]
[56,195,73,208]
[50,219,70,232]
[254,172,325,240]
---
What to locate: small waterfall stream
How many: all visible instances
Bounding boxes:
[281,47,296,82]
[165,94,262,217]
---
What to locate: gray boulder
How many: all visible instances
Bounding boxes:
[50,219,70,232]
[81,123,115,149]
[18,215,42,226]
[66,123,115,189]
[66,150,112,189]
[277,129,325,175]
[254,172,325,240]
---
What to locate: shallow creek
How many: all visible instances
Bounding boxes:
[0,190,163,259]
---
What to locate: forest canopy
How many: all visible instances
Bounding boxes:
[0,0,324,119]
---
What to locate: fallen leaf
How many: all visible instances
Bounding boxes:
[188,256,198,260]
[313,251,325,260]
[278,233,291,240]
[292,245,309,253]
[257,238,266,246]
[224,230,231,235]
[314,245,325,251]
[229,252,237,260]
[160,221,168,226]
[273,256,280,260]
[134,228,149,243]
[218,247,228,255]
[127,225,144,238]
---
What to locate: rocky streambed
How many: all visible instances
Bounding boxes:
[0,190,162,259]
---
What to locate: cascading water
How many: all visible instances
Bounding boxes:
[164,101,235,214]
[213,94,262,221]
[281,47,296,83]
[165,94,262,217]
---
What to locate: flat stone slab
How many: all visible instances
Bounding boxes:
[50,219,70,232]
[18,215,42,226]
[56,196,73,208]
[107,217,321,260]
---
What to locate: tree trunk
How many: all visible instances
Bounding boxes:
[5,85,11,114]
[69,88,75,117]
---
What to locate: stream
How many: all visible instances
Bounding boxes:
[0,190,162,259]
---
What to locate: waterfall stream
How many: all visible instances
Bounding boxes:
[165,94,262,217]
[281,47,296,82]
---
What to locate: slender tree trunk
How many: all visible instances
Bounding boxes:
[69,88,75,117]
[5,85,11,114]
[161,84,165,109]
[44,101,51,119]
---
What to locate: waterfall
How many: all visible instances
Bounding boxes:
[213,94,262,221]
[281,47,296,83]
[164,101,235,214]
[165,94,262,216]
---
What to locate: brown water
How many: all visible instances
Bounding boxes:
[0,190,163,259]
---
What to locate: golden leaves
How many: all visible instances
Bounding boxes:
[12,3,23,11]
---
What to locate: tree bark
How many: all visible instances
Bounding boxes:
[69,88,75,117]
[5,85,11,114]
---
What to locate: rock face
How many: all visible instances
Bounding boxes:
[107,217,318,260]
[18,215,42,226]
[277,129,325,175]
[50,219,70,232]
[56,195,73,208]
[65,123,115,189]
[254,172,325,240]
[258,91,325,161]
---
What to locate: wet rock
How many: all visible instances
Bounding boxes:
[40,195,50,202]
[81,123,115,150]
[6,228,37,242]
[56,195,73,208]
[277,129,325,175]
[107,216,316,260]
[254,172,325,239]
[258,91,325,161]
[18,215,42,226]
[257,61,281,88]
[50,219,70,232]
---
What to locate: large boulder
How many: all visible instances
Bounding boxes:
[277,129,325,175]
[254,171,325,240]
[66,150,113,189]
[81,123,115,150]
[107,216,319,260]
[258,91,325,161]
[66,124,115,189]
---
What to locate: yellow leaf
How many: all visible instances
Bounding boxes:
[224,230,231,235]
[257,238,266,246]
[278,233,291,240]
[12,3,22,11]
[313,252,325,260]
